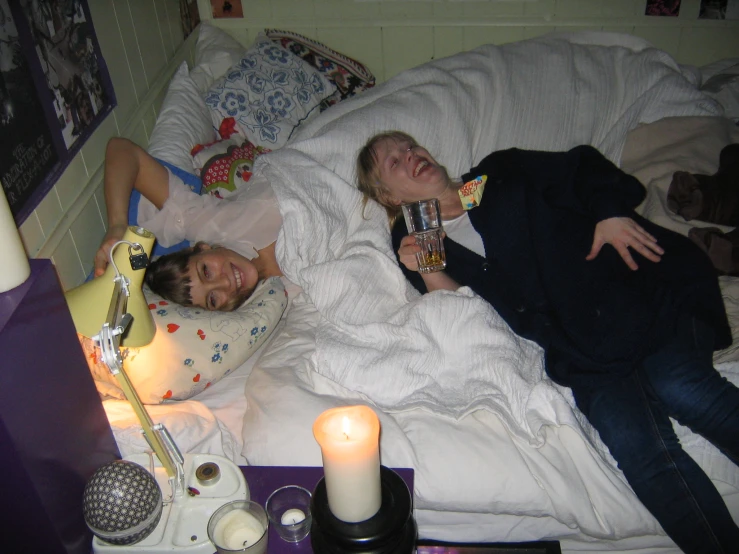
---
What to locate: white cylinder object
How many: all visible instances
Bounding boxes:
[313,405,382,523]
[0,186,31,293]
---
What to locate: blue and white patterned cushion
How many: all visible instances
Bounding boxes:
[203,36,337,149]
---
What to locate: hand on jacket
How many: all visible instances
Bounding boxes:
[586,217,663,270]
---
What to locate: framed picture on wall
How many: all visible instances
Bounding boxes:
[210,0,243,19]
[0,0,115,225]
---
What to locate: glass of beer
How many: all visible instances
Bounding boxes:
[401,198,447,273]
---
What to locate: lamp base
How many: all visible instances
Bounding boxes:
[311,465,417,554]
[92,453,248,553]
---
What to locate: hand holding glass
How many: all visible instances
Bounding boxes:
[402,198,447,273]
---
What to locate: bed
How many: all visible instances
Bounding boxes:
[103,23,739,553]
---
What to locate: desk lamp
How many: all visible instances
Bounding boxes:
[66,226,249,553]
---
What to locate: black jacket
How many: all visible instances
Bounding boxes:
[392,146,731,387]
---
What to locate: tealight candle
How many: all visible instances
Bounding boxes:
[281,508,306,525]
[214,509,266,552]
[313,405,382,523]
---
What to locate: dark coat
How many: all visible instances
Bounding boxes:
[392,146,731,387]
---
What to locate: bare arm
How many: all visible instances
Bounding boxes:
[93,138,170,276]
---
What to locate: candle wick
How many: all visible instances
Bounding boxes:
[343,432,349,440]
[243,541,249,546]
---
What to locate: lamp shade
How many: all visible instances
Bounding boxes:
[65,226,156,347]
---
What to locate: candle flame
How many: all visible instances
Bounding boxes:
[342,416,351,440]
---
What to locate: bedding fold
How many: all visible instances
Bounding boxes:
[256,32,722,449]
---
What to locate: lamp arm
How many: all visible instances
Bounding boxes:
[94,244,185,496]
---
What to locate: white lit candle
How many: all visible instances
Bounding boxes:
[313,405,382,522]
[0,186,30,293]
[213,509,266,552]
[280,508,306,525]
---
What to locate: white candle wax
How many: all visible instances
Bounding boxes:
[214,509,266,552]
[280,508,306,525]
[313,405,382,523]
[0,186,30,293]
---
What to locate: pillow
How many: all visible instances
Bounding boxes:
[148,61,216,174]
[190,22,247,94]
[82,276,288,404]
[129,158,202,256]
[700,60,739,121]
[203,35,337,149]
[192,137,271,198]
[265,29,376,111]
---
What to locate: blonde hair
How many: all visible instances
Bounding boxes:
[356,131,419,226]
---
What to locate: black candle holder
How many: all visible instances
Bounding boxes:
[311,465,417,553]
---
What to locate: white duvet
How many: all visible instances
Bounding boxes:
[238,32,739,550]
[101,31,739,551]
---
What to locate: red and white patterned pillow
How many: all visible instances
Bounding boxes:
[191,118,271,198]
[192,137,271,199]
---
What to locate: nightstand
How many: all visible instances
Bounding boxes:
[239,466,414,553]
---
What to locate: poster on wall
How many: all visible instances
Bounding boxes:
[0,0,115,225]
[645,0,682,16]
[180,0,200,39]
[700,0,739,18]
[210,0,243,19]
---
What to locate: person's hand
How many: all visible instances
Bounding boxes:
[398,234,421,272]
[93,223,128,277]
[586,217,664,270]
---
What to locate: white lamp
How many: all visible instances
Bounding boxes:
[67,226,249,553]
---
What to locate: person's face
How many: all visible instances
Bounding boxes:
[185,246,259,311]
[374,138,449,206]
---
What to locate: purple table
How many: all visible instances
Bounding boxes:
[239,466,415,554]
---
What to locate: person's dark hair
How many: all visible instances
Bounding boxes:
[356,130,418,225]
[144,242,209,306]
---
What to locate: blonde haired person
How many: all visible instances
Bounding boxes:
[356,130,739,554]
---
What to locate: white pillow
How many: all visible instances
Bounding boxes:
[148,61,216,172]
[203,35,337,149]
[700,59,739,120]
[190,22,247,94]
[82,277,288,404]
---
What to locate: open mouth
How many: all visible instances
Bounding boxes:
[413,160,429,177]
[231,264,243,290]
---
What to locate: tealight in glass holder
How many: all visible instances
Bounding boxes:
[207,500,269,554]
[265,485,313,542]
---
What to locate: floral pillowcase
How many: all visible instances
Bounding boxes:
[191,121,271,199]
[203,35,337,150]
[82,277,288,404]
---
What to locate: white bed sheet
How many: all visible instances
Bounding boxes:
[106,30,739,553]
[237,31,739,551]
[242,290,739,550]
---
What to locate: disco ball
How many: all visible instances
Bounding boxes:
[83,460,163,545]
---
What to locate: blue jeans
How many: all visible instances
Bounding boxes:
[571,316,739,554]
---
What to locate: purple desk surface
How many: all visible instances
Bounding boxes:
[239,466,414,554]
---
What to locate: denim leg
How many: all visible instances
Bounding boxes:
[571,369,739,554]
[641,316,739,465]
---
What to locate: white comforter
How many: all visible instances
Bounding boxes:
[242,32,737,548]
